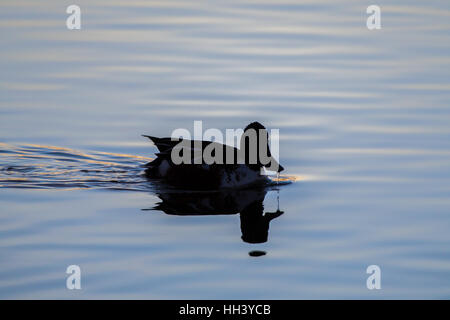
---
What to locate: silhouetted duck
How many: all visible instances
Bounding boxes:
[143,122,284,189]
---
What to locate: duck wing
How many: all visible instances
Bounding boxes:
[143,135,242,165]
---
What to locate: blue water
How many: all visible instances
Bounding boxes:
[1,0,450,299]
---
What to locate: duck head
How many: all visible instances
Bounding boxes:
[240,122,284,173]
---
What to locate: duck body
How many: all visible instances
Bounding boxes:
[143,122,284,190]
[143,138,268,189]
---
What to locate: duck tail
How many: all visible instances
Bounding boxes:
[142,135,180,152]
[142,135,161,145]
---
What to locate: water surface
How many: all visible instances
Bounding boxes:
[1,0,450,299]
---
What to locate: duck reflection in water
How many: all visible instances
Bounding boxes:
[146,187,283,254]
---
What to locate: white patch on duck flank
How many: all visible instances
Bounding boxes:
[220,165,268,188]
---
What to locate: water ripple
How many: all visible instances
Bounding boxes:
[0,143,152,191]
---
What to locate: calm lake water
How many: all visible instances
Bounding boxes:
[1,0,450,299]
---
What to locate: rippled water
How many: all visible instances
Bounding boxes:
[0,143,151,191]
[1,0,450,298]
